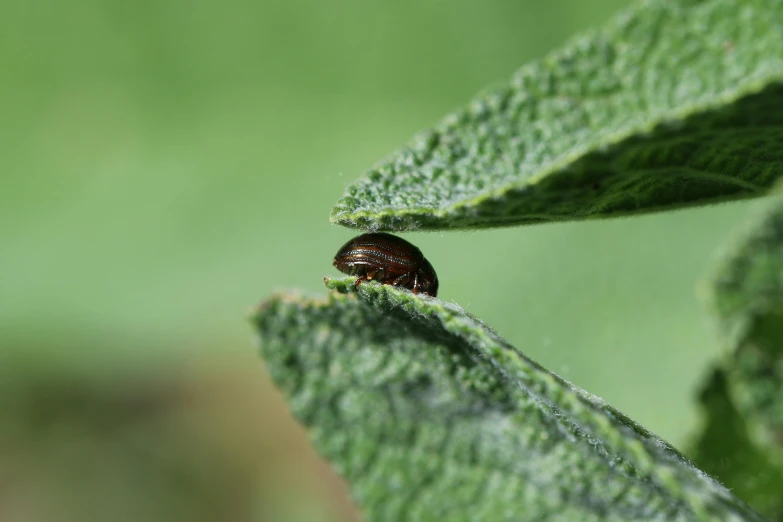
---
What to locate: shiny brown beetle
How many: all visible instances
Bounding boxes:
[332,232,438,297]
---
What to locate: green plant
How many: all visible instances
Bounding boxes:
[253,0,783,520]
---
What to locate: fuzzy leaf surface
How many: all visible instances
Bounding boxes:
[332,0,783,231]
[252,278,766,521]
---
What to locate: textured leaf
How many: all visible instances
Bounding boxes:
[252,278,766,522]
[331,0,783,231]
[691,188,783,518]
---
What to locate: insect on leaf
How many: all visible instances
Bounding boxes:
[252,278,768,522]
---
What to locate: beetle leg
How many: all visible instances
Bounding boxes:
[388,274,405,286]
[383,274,414,292]
[354,275,368,288]
[370,268,385,281]
[411,271,419,294]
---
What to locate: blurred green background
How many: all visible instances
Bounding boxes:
[0,0,759,520]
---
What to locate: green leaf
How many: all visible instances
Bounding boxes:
[707,190,783,450]
[691,187,783,518]
[689,368,783,520]
[252,278,766,521]
[331,0,783,231]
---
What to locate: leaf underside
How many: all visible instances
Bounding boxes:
[331,0,783,231]
[253,278,765,522]
[691,187,783,519]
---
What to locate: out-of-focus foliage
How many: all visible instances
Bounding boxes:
[705,189,783,451]
[691,187,783,519]
[0,337,262,522]
[332,0,783,231]
[690,368,783,521]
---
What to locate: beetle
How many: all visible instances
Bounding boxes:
[332,232,438,297]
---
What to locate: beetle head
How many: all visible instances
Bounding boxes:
[415,260,439,297]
